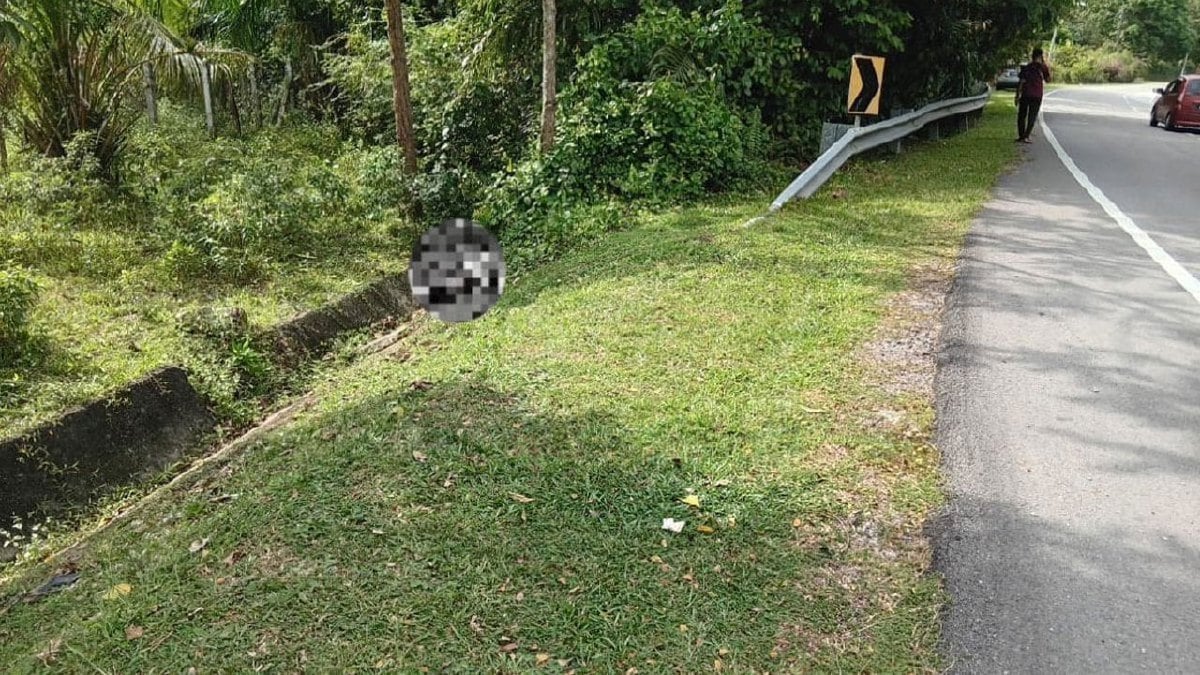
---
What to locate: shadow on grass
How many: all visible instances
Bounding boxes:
[0,376,934,672]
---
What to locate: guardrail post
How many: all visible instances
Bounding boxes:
[820,122,854,155]
[924,120,942,141]
[890,109,913,153]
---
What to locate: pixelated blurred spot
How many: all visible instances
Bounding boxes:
[408,218,506,323]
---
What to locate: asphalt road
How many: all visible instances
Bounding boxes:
[934,84,1200,673]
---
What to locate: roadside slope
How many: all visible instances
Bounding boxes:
[0,103,1017,673]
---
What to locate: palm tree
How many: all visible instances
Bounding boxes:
[185,0,341,125]
[0,0,153,178]
[0,0,256,178]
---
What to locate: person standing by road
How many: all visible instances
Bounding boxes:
[1016,48,1051,143]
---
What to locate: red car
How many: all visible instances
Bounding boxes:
[1150,75,1200,130]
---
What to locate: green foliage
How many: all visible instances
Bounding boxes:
[477,3,772,270]
[0,264,37,363]
[1063,0,1198,66]
[0,134,108,228]
[1053,43,1149,84]
[0,0,157,179]
[172,304,277,417]
[322,14,533,173]
[553,78,767,202]
[170,153,350,282]
[115,104,366,283]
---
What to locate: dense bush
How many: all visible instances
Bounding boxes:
[323,17,533,174]
[0,265,37,363]
[475,3,770,269]
[0,133,109,230]
[322,15,533,229]
[116,104,380,282]
[1054,43,1149,83]
[163,158,351,281]
[1,0,1080,284]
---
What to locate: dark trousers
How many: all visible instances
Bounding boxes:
[1018,96,1043,139]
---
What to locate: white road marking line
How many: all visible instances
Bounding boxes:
[1040,116,1200,306]
[1041,106,1145,122]
[1122,95,1146,114]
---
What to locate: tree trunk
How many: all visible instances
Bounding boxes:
[143,62,158,125]
[0,45,10,172]
[201,60,215,138]
[0,117,8,174]
[540,0,558,153]
[275,58,292,127]
[249,63,262,129]
[228,78,243,135]
[385,0,418,174]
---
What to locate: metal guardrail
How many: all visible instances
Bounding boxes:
[768,87,993,211]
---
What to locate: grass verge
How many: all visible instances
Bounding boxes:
[0,99,1018,672]
[0,117,412,439]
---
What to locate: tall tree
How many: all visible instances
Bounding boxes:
[539,0,556,153]
[1066,0,1194,62]
[142,61,159,124]
[0,0,15,173]
[200,57,215,137]
[384,0,417,174]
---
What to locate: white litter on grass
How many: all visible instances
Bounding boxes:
[661,518,686,533]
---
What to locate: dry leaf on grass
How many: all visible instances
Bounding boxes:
[536,653,551,666]
[125,625,145,640]
[680,495,702,508]
[103,583,133,600]
[36,638,63,665]
[509,493,534,504]
[412,451,428,463]
[189,538,210,554]
[696,525,715,534]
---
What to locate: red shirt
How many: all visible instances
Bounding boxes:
[1020,62,1051,99]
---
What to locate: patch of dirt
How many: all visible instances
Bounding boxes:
[778,260,954,666]
[859,261,954,399]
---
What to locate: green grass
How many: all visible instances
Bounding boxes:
[0,100,1018,672]
[0,158,411,439]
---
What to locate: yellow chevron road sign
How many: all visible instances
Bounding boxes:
[848,54,886,116]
